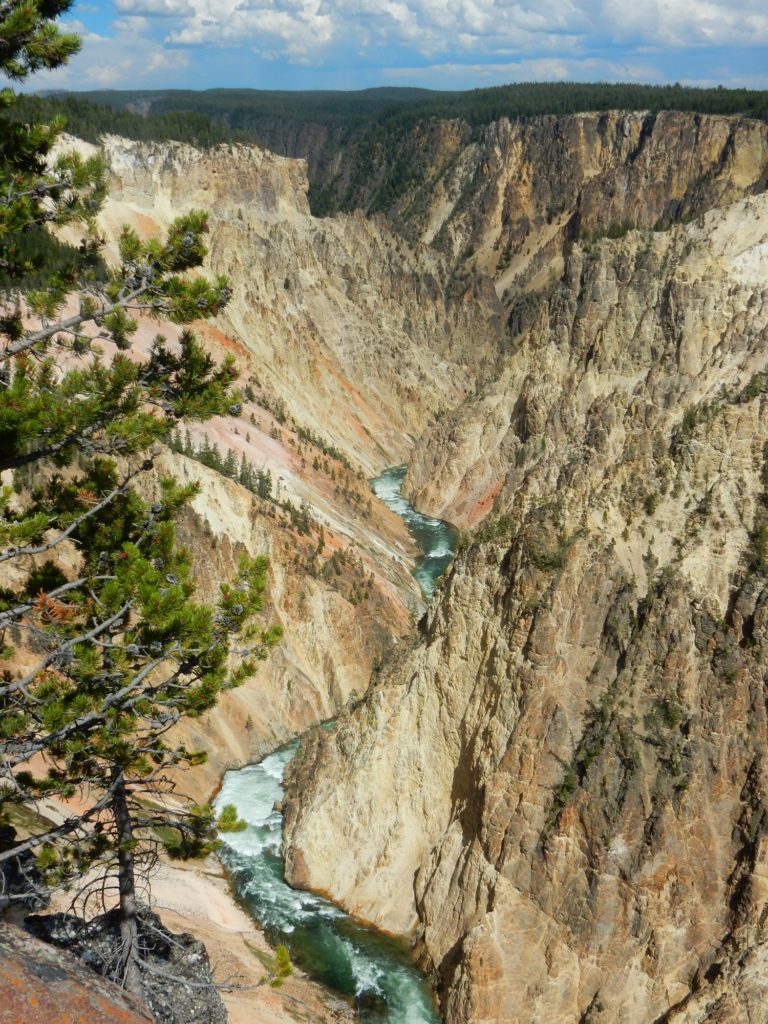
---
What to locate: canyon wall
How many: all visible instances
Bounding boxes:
[96,135,501,476]
[284,116,768,1024]
[26,131,488,1023]
[49,113,768,1023]
[49,131,505,800]
[399,111,768,523]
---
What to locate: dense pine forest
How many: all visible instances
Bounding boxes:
[19,82,768,142]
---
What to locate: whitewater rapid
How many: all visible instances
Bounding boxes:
[370,465,457,601]
[215,466,457,1021]
[216,744,439,1022]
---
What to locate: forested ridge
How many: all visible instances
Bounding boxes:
[25,81,768,142]
[11,82,768,222]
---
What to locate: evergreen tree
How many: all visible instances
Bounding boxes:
[208,441,223,472]
[238,452,253,490]
[0,1,281,1000]
[255,467,272,500]
[222,446,238,479]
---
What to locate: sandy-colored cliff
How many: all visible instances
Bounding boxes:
[42,112,768,1023]
[148,448,417,798]
[401,112,768,523]
[93,135,502,476]
[284,119,768,1023]
[34,132,500,1022]
[50,130,501,797]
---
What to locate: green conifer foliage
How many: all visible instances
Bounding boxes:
[0,1,281,999]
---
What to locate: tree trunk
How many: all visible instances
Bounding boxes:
[112,767,144,1000]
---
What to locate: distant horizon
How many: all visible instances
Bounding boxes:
[21,1,768,94]
[31,81,768,99]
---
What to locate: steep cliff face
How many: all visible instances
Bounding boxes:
[284,176,768,1020]
[51,131,496,797]
[52,115,768,1022]
[97,135,501,475]
[403,118,768,524]
[397,112,768,264]
[148,449,418,799]
[261,111,768,288]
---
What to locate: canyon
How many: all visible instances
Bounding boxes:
[7,108,768,1023]
[282,111,768,1024]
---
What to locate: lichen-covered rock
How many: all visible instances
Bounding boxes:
[0,922,154,1024]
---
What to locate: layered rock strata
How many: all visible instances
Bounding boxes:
[284,169,768,1021]
[96,135,502,475]
[51,131,496,795]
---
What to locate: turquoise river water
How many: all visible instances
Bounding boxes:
[370,465,458,602]
[215,466,457,1022]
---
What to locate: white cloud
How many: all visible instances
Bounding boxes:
[167,1,335,60]
[112,15,152,33]
[382,54,664,85]
[597,0,768,48]
[114,0,193,14]
[24,17,190,89]
[101,0,768,65]
[16,0,767,90]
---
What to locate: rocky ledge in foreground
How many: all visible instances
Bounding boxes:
[0,921,154,1024]
[23,908,226,1024]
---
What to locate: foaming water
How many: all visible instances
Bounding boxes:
[216,744,440,1022]
[370,465,457,600]
[216,464,455,1022]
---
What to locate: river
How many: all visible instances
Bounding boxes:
[370,465,458,602]
[215,466,457,1022]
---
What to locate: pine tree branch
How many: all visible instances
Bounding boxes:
[0,413,121,473]
[2,651,175,767]
[1,283,149,361]
[0,576,89,627]
[0,783,119,864]
[0,464,148,564]
[0,600,132,699]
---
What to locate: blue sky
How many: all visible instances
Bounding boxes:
[29,1,768,92]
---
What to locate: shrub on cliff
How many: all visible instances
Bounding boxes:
[0,0,280,1002]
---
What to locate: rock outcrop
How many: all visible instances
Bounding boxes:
[0,922,154,1024]
[284,120,768,1023]
[25,909,227,1024]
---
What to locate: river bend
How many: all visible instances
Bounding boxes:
[215,467,457,1021]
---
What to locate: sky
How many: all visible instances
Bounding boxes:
[27,0,768,93]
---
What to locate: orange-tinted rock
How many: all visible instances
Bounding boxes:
[0,923,154,1024]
